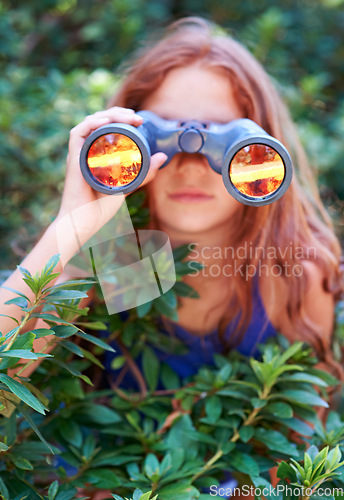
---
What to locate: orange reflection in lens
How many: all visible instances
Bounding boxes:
[229,144,285,198]
[87,133,142,187]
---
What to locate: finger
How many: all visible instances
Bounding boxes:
[94,106,135,117]
[141,152,168,186]
[87,108,143,126]
[69,114,143,152]
[70,116,111,143]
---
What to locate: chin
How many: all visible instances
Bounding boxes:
[160,215,223,234]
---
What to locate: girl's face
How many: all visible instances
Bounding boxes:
[142,64,243,242]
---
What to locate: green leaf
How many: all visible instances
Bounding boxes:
[42,254,60,275]
[279,372,328,387]
[229,451,260,476]
[254,428,299,457]
[154,295,178,321]
[0,331,36,370]
[48,480,59,500]
[17,265,32,278]
[140,491,157,500]
[49,358,83,377]
[75,330,115,352]
[82,468,121,489]
[250,359,265,383]
[0,350,52,359]
[173,281,199,298]
[264,401,293,418]
[0,442,9,452]
[80,347,104,368]
[275,389,329,408]
[82,434,96,461]
[38,272,61,290]
[0,286,30,302]
[239,425,254,442]
[78,404,121,424]
[18,403,54,453]
[25,329,52,339]
[327,445,341,469]
[55,485,78,500]
[132,491,144,500]
[79,374,93,386]
[45,290,89,301]
[0,374,47,414]
[75,321,107,330]
[251,397,267,409]
[59,420,83,448]
[277,461,298,482]
[144,453,160,479]
[44,279,96,293]
[0,314,19,325]
[136,300,153,318]
[205,395,222,423]
[31,313,72,324]
[274,417,314,437]
[111,355,126,370]
[22,277,39,294]
[161,362,180,389]
[142,345,160,392]
[11,455,33,470]
[173,244,195,261]
[215,364,232,386]
[304,452,312,471]
[4,296,28,307]
[12,331,36,350]
[0,476,9,500]
[175,260,203,276]
[60,341,84,357]
[277,342,303,366]
[308,368,339,387]
[53,325,78,338]
[160,289,177,309]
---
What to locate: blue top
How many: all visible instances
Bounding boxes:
[104,278,277,390]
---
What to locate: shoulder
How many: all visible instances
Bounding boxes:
[259,260,335,347]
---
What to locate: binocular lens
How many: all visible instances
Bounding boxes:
[87,133,142,188]
[229,144,285,198]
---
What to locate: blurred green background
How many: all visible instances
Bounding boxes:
[1,0,343,270]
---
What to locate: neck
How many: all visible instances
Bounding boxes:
[159,222,233,252]
[158,222,239,286]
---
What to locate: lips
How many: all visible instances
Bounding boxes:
[167,187,214,203]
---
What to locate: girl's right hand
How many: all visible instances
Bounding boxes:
[56,106,167,242]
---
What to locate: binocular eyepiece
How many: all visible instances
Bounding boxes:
[79,110,293,206]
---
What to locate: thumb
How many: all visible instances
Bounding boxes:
[150,152,168,171]
[142,152,168,186]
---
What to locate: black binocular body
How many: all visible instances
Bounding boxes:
[79,110,293,206]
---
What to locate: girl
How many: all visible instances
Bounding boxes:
[1,15,343,499]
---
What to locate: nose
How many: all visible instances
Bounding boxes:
[173,152,209,173]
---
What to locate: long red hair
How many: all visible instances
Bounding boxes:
[108,17,343,379]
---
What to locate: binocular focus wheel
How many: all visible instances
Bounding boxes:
[79,124,151,195]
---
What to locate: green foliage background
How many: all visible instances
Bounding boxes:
[1,0,344,269]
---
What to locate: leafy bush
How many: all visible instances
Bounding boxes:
[1,244,344,498]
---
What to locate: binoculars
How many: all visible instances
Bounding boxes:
[80,110,293,206]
